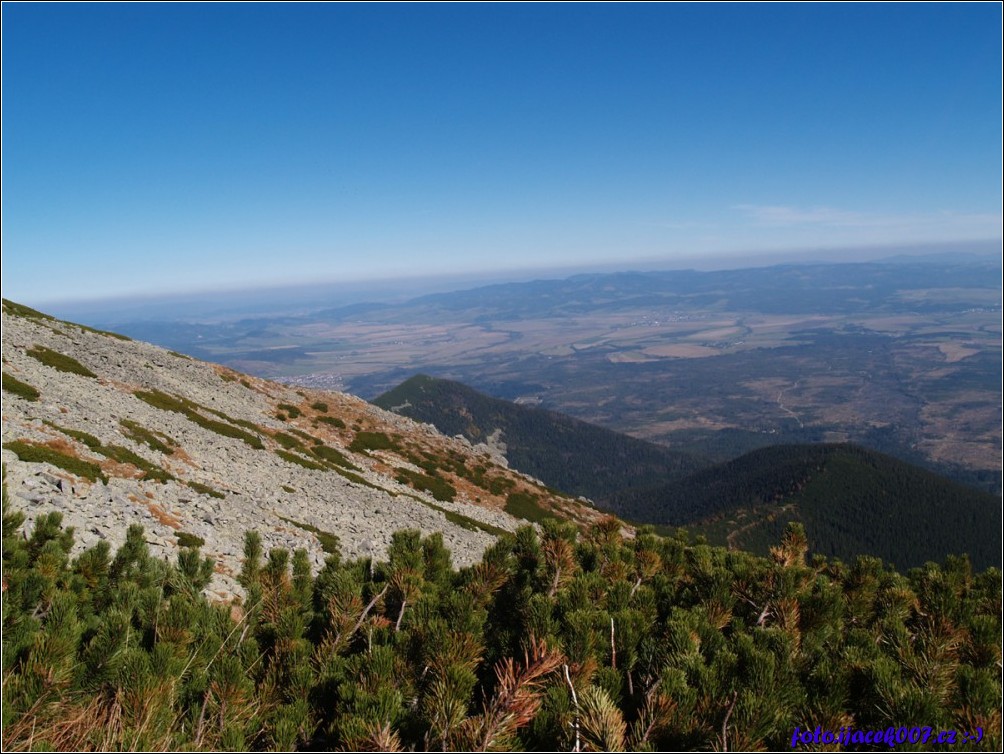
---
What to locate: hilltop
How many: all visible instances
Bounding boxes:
[613,443,1001,570]
[1,300,603,598]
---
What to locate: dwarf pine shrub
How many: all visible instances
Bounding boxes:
[2,468,1001,753]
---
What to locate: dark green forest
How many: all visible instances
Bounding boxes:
[373,374,703,500]
[606,444,1001,572]
[3,481,1001,751]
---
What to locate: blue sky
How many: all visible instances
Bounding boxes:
[2,3,1001,305]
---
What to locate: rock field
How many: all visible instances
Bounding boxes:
[2,302,599,599]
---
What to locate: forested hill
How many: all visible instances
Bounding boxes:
[373,374,704,499]
[374,377,1000,570]
[606,443,1001,570]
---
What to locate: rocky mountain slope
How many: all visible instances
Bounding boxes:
[1,300,604,599]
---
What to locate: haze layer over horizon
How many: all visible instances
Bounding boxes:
[2,4,1001,304]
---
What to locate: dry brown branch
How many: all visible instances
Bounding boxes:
[459,636,564,751]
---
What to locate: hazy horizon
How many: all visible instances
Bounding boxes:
[31,239,1001,326]
[3,4,1001,307]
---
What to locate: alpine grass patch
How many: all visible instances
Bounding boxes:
[504,490,553,523]
[134,389,264,449]
[120,419,177,455]
[26,345,97,379]
[3,440,108,483]
[2,372,40,402]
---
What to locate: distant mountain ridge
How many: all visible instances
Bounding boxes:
[69,258,1001,489]
[355,258,1002,320]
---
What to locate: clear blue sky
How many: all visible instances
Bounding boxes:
[2,3,1001,304]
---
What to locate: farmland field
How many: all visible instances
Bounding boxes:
[88,257,1003,488]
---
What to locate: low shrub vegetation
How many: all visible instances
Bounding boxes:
[43,421,101,449]
[277,403,301,419]
[26,345,97,378]
[310,444,359,471]
[504,490,552,523]
[2,492,1000,752]
[405,493,509,537]
[489,475,517,495]
[43,421,174,483]
[272,432,305,451]
[276,515,341,555]
[2,298,131,340]
[99,444,175,483]
[348,430,400,454]
[2,440,107,483]
[276,449,326,471]
[134,389,264,450]
[3,298,56,320]
[176,531,205,549]
[330,465,382,490]
[395,467,457,502]
[316,415,346,429]
[119,419,177,455]
[76,323,131,341]
[2,372,40,402]
[186,481,226,499]
[288,427,322,445]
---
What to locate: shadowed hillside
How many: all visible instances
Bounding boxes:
[373,374,705,499]
[609,443,1001,570]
